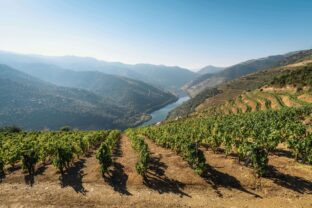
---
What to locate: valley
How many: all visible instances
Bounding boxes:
[1,1,312,207]
[1,50,312,208]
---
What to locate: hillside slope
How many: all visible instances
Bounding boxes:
[196,65,224,75]
[169,49,312,120]
[184,49,312,97]
[194,62,312,117]
[0,65,175,130]
[4,63,177,115]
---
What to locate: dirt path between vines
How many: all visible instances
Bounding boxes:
[143,138,206,195]
[0,135,312,208]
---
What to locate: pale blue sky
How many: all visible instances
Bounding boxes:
[0,0,311,69]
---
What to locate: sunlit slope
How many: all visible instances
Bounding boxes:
[168,51,312,120]
[195,62,312,117]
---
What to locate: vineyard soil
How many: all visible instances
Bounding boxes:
[0,135,311,208]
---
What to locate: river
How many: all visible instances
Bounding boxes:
[140,96,190,126]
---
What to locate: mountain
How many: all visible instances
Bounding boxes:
[0,64,177,130]
[183,49,312,97]
[3,62,177,114]
[196,65,224,75]
[168,49,312,120]
[0,51,197,94]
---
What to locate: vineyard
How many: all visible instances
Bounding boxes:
[201,89,312,116]
[137,106,312,179]
[0,129,121,180]
[0,108,312,207]
[1,65,312,207]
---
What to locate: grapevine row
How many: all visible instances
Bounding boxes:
[139,106,312,178]
[96,130,121,176]
[126,129,150,175]
[0,130,111,176]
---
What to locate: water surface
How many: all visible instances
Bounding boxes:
[141,96,190,126]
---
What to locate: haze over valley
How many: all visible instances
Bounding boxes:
[1,1,312,208]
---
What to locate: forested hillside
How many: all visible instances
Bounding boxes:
[2,63,177,115]
[0,65,176,130]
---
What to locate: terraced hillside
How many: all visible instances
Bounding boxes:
[199,88,312,116]
[194,59,312,117]
[168,50,312,120]
[184,49,312,97]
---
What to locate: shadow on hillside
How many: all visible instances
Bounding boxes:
[7,165,21,174]
[24,174,34,186]
[103,138,131,195]
[59,159,87,195]
[22,164,48,186]
[35,164,48,176]
[143,155,190,198]
[266,165,312,194]
[0,172,5,182]
[271,149,293,159]
[202,163,261,198]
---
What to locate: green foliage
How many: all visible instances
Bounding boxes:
[0,130,111,175]
[140,106,312,178]
[271,64,312,88]
[96,143,112,176]
[248,144,269,177]
[96,130,120,176]
[287,133,312,164]
[137,125,207,176]
[20,134,39,175]
[52,142,74,174]
[126,130,150,176]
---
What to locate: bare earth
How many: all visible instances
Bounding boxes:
[0,135,311,208]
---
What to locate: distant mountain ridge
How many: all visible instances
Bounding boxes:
[0,51,197,95]
[196,65,224,75]
[4,62,177,113]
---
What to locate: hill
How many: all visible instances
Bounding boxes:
[3,62,177,116]
[169,49,312,120]
[0,51,197,94]
[184,49,312,97]
[0,64,176,130]
[194,59,312,117]
[196,65,224,75]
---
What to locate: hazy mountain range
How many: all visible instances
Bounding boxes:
[0,51,198,95]
[196,65,224,75]
[1,49,208,130]
[1,49,311,130]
